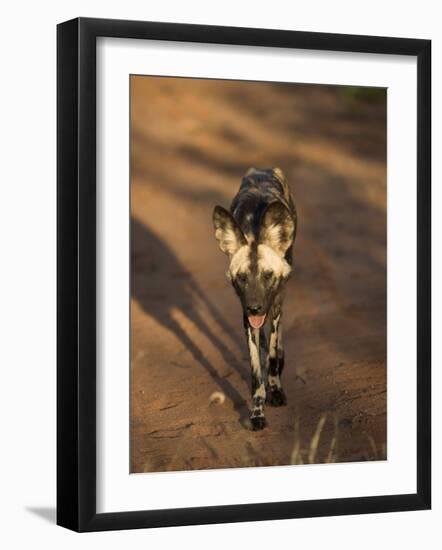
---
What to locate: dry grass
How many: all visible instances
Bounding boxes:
[289,413,384,465]
[290,413,338,465]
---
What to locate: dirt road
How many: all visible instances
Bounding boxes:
[130,77,386,473]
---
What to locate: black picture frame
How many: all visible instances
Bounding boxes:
[57,17,431,532]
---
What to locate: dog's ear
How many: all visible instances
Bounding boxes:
[259,202,295,257]
[213,206,246,257]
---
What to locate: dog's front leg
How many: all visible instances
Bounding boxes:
[244,316,266,430]
[267,311,287,406]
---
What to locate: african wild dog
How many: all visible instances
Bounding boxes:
[213,168,297,430]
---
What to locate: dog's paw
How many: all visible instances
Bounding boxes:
[250,416,267,431]
[267,388,287,407]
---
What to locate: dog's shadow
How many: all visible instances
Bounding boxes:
[131,217,250,425]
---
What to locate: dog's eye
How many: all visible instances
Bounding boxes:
[236,272,247,283]
[263,271,273,281]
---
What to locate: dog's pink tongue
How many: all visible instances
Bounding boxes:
[248,315,266,329]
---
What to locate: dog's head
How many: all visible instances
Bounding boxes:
[213,202,295,329]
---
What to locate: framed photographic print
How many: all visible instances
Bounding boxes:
[57,17,431,532]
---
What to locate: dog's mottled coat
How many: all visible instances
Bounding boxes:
[213,168,297,429]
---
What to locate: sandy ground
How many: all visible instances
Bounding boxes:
[130,77,386,473]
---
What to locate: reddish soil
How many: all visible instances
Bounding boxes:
[130,77,387,473]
